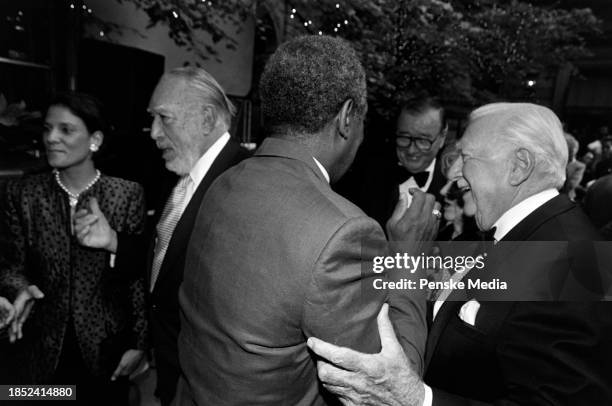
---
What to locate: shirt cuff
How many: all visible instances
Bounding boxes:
[423,383,433,406]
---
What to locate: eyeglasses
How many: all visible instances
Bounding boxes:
[395,126,447,152]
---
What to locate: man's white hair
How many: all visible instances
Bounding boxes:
[470,102,568,189]
[167,66,236,131]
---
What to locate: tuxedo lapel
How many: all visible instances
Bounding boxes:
[152,140,247,293]
[425,299,464,369]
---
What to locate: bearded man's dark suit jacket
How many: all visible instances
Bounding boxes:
[143,139,249,405]
[424,194,612,405]
[173,137,427,406]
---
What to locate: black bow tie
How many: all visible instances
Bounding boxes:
[398,168,430,188]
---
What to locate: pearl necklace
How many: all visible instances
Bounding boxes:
[53,169,101,208]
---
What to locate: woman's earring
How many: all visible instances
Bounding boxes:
[90,144,99,152]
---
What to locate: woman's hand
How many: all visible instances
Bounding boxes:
[0,296,15,329]
[74,198,118,253]
[111,349,147,381]
[10,285,44,342]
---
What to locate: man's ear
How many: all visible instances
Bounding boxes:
[201,105,217,134]
[509,147,535,186]
[337,99,354,140]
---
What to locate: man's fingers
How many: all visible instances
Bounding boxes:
[408,189,426,213]
[316,360,364,388]
[388,192,409,225]
[321,382,352,400]
[307,338,369,372]
[377,304,402,354]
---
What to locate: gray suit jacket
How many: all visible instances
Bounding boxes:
[173,137,426,405]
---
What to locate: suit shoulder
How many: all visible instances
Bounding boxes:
[550,205,600,241]
[215,155,383,237]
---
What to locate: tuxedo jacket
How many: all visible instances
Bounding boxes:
[146,139,250,405]
[0,173,147,382]
[425,195,612,405]
[173,137,427,406]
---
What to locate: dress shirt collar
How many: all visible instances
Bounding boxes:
[313,157,330,184]
[422,158,436,191]
[493,188,559,241]
[188,132,230,189]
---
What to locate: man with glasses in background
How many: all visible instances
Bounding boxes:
[361,95,448,229]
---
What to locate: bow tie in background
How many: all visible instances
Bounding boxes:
[397,167,430,188]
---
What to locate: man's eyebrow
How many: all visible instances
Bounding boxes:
[148,106,171,114]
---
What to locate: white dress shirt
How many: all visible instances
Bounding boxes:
[183,132,231,209]
[313,157,330,184]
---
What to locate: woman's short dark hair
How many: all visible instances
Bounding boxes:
[259,35,367,136]
[49,92,108,134]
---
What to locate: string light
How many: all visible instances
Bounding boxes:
[69,3,74,9]
[99,30,104,37]
[172,10,178,18]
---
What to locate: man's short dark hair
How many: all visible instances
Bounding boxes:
[259,35,367,136]
[400,94,446,131]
